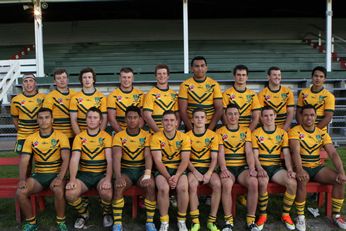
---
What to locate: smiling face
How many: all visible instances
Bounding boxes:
[120,71,133,89]
[302,108,316,128]
[261,108,276,127]
[268,69,281,87]
[225,107,239,126]
[162,113,177,133]
[156,68,169,86]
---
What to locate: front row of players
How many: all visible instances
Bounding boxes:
[16,104,346,231]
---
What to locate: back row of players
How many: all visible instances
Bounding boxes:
[12,56,345,231]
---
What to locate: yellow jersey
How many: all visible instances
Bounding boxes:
[21,130,70,173]
[10,92,45,140]
[143,86,178,131]
[178,77,222,124]
[112,129,150,170]
[258,85,295,127]
[150,130,191,169]
[70,89,107,131]
[186,129,219,168]
[43,88,76,138]
[72,129,112,173]
[216,126,252,167]
[288,125,332,168]
[222,87,261,127]
[252,126,289,167]
[107,87,144,130]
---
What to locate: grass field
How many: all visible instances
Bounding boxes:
[0,149,345,230]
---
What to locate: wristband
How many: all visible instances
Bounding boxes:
[144,169,151,175]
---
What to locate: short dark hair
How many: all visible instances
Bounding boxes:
[79,67,96,84]
[53,68,68,80]
[301,104,316,113]
[267,66,281,76]
[261,106,275,116]
[311,66,327,78]
[86,106,102,119]
[155,64,170,75]
[162,110,176,119]
[119,67,134,74]
[125,105,141,117]
[233,65,248,76]
[191,56,207,67]
[192,107,206,116]
[225,103,240,112]
[37,107,52,117]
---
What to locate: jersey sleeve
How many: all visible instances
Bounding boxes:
[213,82,223,99]
[100,95,107,114]
[145,133,151,147]
[112,133,122,147]
[181,134,191,151]
[288,127,299,140]
[324,92,335,112]
[245,128,252,142]
[143,92,154,111]
[287,89,295,107]
[322,131,333,146]
[42,93,54,110]
[251,131,259,149]
[178,82,188,100]
[138,92,144,108]
[10,97,19,117]
[173,93,179,112]
[297,91,304,108]
[104,133,112,148]
[107,92,116,110]
[72,134,82,152]
[70,95,78,112]
[251,94,262,111]
[210,134,219,152]
[150,133,161,151]
[21,135,33,155]
[59,133,70,150]
[282,130,289,148]
[222,90,230,108]
[257,90,265,107]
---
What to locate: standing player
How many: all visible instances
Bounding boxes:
[252,106,297,231]
[296,66,335,130]
[187,108,221,231]
[65,107,113,229]
[257,66,295,131]
[70,67,107,135]
[143,64,179,133]
[16,108,70,231]
[216,103,259,231]
[151,110,190,231]
[43,68,76,143]
[289,104,346,231]
[11,73,45,153]
[112,106,156,231]
[108,67,144,133]
[222,65,261,131]
[179,56,223,131]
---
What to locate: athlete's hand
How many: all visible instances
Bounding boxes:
[101,180,112,190]
[296,168,309,182]
[168,175,179,189]
[287,170,296,179]
[115,177,126,188]
[66,180,77,190]
[203,172,212,184]
[18,180,27,190]
[249,168,257,177]
[51,177,63,188]
[336,173,346,184]
[220,168,232,179]
[193,170,204,182]
[257,168,268,178]
[141,174,152,187]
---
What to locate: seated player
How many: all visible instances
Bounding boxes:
[16,108,70,231]
[252,106,297,230]
[216,103,259,231]
[112,106,156,231]
[187,108,221,231]
[151,110,190,231]
[65,107,113,229]
[289,104,346,231]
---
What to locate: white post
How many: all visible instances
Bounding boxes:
[34,0,44,77]
[326,0,332,72]
[183,0,189,74]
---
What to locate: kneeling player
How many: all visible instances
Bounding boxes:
[112,106,156,231]
[151,110,190,231]
[217,104,259,231]
[17,108,70,231]
[252,106,296,230]
[65,107,113,229]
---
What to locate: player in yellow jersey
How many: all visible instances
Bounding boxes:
[216,103,259,231]
[43,68,76,144]
[222,65,261,131]
[252,106,296,231]
[257,67,294,131]
[66,107,113,229]
[178,56,223,131]
[108,67,144,132]
[11,73,45,153]
[112,106,156,231]
[151,110,190,231]
[289,104,346,231]
[143,64,179,133]
[70,67,107,134]
[186,108,221,231]
[297,66,335,130]
[16,108,70,231]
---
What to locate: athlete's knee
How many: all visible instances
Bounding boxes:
[210,179,221,192]
[257,177,269,188]
[286,178,297,191]
[222,180,233,194]
[65,189,79,202]
[99,189,113,201]
[176,181,188,194]
[157,181,170,195]
[52,185,65,198]
[188,179,199,193]
[247,177,258,192]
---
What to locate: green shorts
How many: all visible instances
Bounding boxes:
[303,165,324,180]
[122,168,144,184]
[227,165,248,178]
[155,167,186,177]
[15,139,25,154]
[77,171,105,189]
[31,173,58,188]
[263,166,284,179]
[194,167,209,175]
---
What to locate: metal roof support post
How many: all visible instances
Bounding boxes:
[183,0,189,74]
[34,0,44,77]
[326,0,332,72]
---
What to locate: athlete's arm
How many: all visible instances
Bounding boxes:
[108,109,122,133]
[245,142,257,176]
[203,151,218,184]
[208,99,223,130]
[70,112,81,135]
[178,99,192,131]
[12,117,19,130]
[100,114,108,131]
[100,147,113,189]
[282,147,295,178]
[283,107,294,131]
[324,143,346,183]
[151,150,171,180]
[218,145,232,178]
[317,111,333,129]
[253,148,267,177]
[176,150,189,177]
[249,110,260,131]
[66,150,81,189]
[188,160,203,182]
[289,139,308,182]
[18,154,31,188]
[296,108,302,125]
[113,146,125,187]
[52,149,70,187]
[143,110,160,133]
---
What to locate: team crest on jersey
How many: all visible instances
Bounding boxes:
[160,141,166,149]
[155,94,161,99]
[139,138,145,146]
[81,137,87,144]
[299,133,305,140]
[265,95,271,101]
[78,98,83,103]
[133,94,139,102]
[189,85,195,91]
[98,137,104,146]
[36,98,43,105]
[281,93,288,100]
[222,134,228,140]
[57,98,63,104]
[33,141,39,147]
[275,135,282,144]
[51,139,57,148]
[259,136,265,143]
[205,138,211,146]
[240,132,246,140]
[171,93,177,100]
[117,96,122,101]
[20,100,25,105]
[316,134,322,142]
[318,95,325,103]
[230,94,235,100]
[206,84,212,92]
[246,95,252,103]
[121,138,127,145]
[302,93,308,100]
[176,141,182,149]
